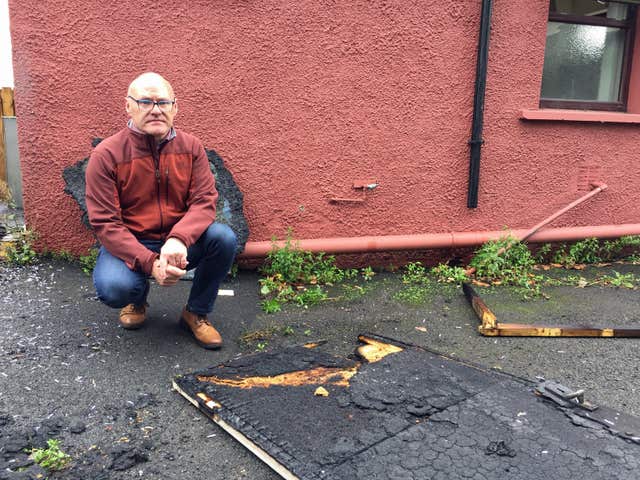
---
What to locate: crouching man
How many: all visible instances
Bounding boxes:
[85,72,236,349]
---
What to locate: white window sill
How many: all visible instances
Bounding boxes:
[520,108,640,124]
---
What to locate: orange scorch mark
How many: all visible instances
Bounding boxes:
[196,337,403,390]
[356,336,404,363]
[197,366,358,389]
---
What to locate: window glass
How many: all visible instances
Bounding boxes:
[540,1,634,108]
[541,23,625,102]
[550,0,629,20]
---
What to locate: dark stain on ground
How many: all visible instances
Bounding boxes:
[0,399,152,479]
[175,334,640,479]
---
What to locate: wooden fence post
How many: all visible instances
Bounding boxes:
[0,88,14,116]
[0,88,13,182]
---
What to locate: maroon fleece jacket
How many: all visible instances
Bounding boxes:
[85,127,218,274]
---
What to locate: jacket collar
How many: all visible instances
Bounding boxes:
[127,120,177,149]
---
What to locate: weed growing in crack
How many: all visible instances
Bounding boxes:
[259,230,376,312]
[401,261,429,285]
[340,283,372,301]
[282,325,295,336]
[393,262,438,305]
[4,228,38,266]
[294,285,328,308]
[553,238,601,266]
[550,236,640,267]
[602,236,640,261]
[361,266,376,281]
[534,243,552,264]
[431,264,468,284]
[238,327,279,348]
[79,248,99,275]
[30,439,71,471]
[626,253,640,263]
[394,285,436,306]
[260,298,282,314]
[470,236,535,287]
[598,271,636,288]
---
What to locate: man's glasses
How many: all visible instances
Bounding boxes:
[127,95,176,112]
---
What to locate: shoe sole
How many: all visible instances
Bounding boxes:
[179,317,222,350]
[119,321,145,330]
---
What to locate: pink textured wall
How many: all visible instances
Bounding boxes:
[8,1,640,256]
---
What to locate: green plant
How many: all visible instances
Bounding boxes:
[261,230,343,285]
[4,228,38,266]
[470,236,534,286]
[261,298,282,314]
[45,249,75,262]
[282,325,295,336]
[626,253,640,263]
[431,264,468,284]
[229,263,239,278]
[294,286,328,308]
[339,283,371,301]
[259,230,364,312]
[534,243,552,264]
[343,268,359,280]
[30,439,71,471]
[553,238,601,266]
[568,237,601,264]
[361,266,375,281]
[599,271,636,288]
[601,236,640,261]
[79,248,99,275]
[256,341,268,352]
[393,262,439,305]
[393,285,433,306]
[401,262,429,285]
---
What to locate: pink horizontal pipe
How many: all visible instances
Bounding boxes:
[239,224,640,257]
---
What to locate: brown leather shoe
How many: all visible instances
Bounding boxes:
[179,307,222,349]
[119,303,147,330]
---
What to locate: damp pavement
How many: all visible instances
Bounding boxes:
[1,259,640,479]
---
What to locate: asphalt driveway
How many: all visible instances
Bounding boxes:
[1,259,639,479]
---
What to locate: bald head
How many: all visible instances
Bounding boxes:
[125,72,178,140]
[128,72,174,98]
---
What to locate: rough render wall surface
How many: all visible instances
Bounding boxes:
[8,0,640,255]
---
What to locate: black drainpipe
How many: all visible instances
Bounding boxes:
[467,0,494,208]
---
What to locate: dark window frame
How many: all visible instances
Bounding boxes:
[540,5,637,111]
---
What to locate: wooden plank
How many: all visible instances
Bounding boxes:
[0,88,14,116]
[463,282,640,338]
[172,380,300,480]
[492,323,640,338]
[462,283,497,330]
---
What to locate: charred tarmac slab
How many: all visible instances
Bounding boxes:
[173,335,640,479]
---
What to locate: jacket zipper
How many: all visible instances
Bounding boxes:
[165,167,170,204]
[150,138,164,233]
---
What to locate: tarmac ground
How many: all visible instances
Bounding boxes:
[1,259,639,479]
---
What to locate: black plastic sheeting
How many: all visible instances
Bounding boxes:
[175,335,640,480]
[62,139,249,254]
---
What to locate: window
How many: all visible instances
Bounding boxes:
[540,0,637,111]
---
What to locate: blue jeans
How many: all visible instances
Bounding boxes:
[93,223,237,316]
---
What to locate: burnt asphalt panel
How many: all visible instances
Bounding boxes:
[174,336,640,479]
[333,383,639,479]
